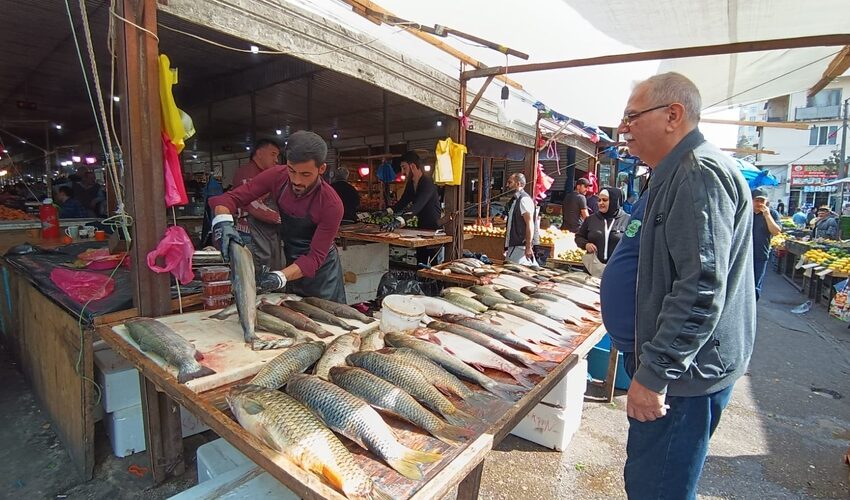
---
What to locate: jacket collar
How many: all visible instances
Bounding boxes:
[649,128,705,188]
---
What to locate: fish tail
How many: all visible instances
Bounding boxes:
[484,381,526,401]
[177,364,216,384]
[535,360,559,372]
[366,484,394,500]
[386,446,442,480]
[467,391,497,404]
[364,317,378,324]
[523,362,550,377]
[431,423,476,445]
[514,371,537,389]
[314,330,334,339]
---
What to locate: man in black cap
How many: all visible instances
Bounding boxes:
[561,178,590,232]
[751,188,781,300]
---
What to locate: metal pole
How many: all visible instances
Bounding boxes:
[838,98,849,214]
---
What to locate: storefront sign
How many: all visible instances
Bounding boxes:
[790,163,838,186]
[802,185,837,192]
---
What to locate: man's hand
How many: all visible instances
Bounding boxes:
[211,214,244,262]
[257,270,287,293]
[626,379,668,422]
[381,216,406,232]
[524,244,534,259]
[585,243,598,253]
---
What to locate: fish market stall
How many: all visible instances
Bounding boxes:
[338,224,454,249]
[96,260,605,499]
[462,224,579,264]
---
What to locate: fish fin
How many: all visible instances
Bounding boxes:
[431,423,476,445]
[366,485,394,500]
[385,458,424,480]
[242,397,266,415]
[467,391,497,404]
[193,350,204,361]
[314,330,334,339]
[524,362,549,377]
[514,372,537,389]
[210,309,233,320]
[451,407,480,423]
[471,363,487,373]
[484,381,526,402]
[321,464,346,492]
[442,411,471,427]
[257,426,282,452]
[177,365,216,384]
[535,361,559,372]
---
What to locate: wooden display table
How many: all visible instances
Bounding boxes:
[97,312,605,499]
[338,225,453,249]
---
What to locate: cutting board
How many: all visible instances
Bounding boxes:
[112,309,378,393]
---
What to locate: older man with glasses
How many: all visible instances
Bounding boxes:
[611,72,756,500]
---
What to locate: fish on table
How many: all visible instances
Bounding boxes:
[473,294,513,308]
[441,314,549,356]
[226,384,390,500]
[440,287,477,299]
[256,310,312,343]
[382,347,483,402]
[427,320,551,376]
[284,300,357,331]
[532,283,601,310]
[249,341,326,390]
[469,285,503,298]
[314,333,361,381]
[230,242,257,344]
[360,330,385,351]
[125,318,215,384]
[419,330,536,388]
[286,374,441,480]
[302,296,375,324]
[209,293,296,320]
[528,292,596,322]
[329,366,474,445]
[494,303,576,337]
[346,351,477,426]
[406,295,475,318]
[440,293,488,314]
[497,288,530,303]
[383,332,525,402]
[516,299,582,325]
[259,303,333,338]
[483,311,567,348]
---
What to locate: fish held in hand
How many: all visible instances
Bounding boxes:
[230,243,257,343]
[227,384,389,500]
[249,341,325,389]
[125,318,215,384]
[286,374,441,480]
[314,333,361,380]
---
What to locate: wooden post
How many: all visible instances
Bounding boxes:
[477,157,483,223]
[457,462,485,500]
[116,0,183,483]
[443,65,466,260]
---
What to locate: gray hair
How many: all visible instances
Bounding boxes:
[286,130,328,166]
[510,173,527,188]
[336,166,350,181]
[639,72,702,123]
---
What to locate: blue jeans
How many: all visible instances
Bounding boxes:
[753,257,768,301]
[622,352,735,500]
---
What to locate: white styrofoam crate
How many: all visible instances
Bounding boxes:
[170,463,298,500]
[196,438,252,483]
[344,270,385,305]
[94,347,142,413]
[541,358,588,408]
[105,404,211,458]
[509,358,587,451]
[338,242,389,275]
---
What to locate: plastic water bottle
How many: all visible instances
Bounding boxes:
[40,198,59,239]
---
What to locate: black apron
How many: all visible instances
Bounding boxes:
[275,181,346,303]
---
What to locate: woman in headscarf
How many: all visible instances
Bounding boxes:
[574,186,630,264]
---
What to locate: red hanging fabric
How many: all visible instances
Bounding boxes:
[162,131,188,207]
[534,162,554,202]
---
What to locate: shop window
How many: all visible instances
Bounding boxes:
[809,126,839,146]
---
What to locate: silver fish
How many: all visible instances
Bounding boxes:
[484,311,567,347]
[497,288,530,303]
[210,293,293,320]
[474,294,513,308]
[284,300,357,331]
[384,332,525,401]
[440,287,478,298]
[441,314,548,355]
[230,242,257,343]
[249,341,325,389]
[494,303,576,336]
[422,330,536,388]
[226,384,389,500]
[256,310,312,343]
[314,333,361,380]
[518,299,582,325]
[286,374,441,480]
[469,285,503,298]
[303,297,376,324]
[125,318,215,384]
[407,295,475,318]
[329,366,474,445]
[529,293,595,322]
[383,347,480,401]
[441,293,488,313]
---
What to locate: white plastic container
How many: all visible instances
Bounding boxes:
[380,294,425,332]
[105,404,210,458]
[196,438,252,483]
[169,463,298,499]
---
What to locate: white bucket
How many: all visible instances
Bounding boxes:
[380,295,425,332]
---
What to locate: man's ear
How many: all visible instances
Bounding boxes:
[666,103,688,131]
[318,163,327,175]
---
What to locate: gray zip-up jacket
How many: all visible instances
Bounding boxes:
[634,129,756,397]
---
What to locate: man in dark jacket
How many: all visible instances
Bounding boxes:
[616,72,755,499]
[392,151,443,265]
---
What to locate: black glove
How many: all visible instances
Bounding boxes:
[381,216,406,232]
[211,214,244,262]
[257,270,288,293]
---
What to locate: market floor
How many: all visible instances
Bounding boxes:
[2,270,849,499]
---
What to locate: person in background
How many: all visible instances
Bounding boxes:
[73,168,104,217]
[586,186,599,214]
[331,166,360,223]
[776,200,785,215]
[751,188,781,300]
[210,131,346,302]
[622,193,636,214]
[615,72,755,499]
[560,178,590,232]
[574,186,630,265]
[55,185,90,219]
[503,173,539,265]
[233,138,283,271]
[390,151,443,265]
[792,206,808,229]
[806,205,817,225]
[812,205,839,240]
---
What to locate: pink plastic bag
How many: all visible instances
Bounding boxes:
[50,268,115,303]
[146,225,195,284]
[162,132,188,207]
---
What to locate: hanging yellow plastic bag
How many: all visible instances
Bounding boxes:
[158,53,194,153]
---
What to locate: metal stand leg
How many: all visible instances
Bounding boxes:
[140,376,185,483]
[603,346,620,403]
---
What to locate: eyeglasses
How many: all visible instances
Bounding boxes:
[621,104,671,126]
